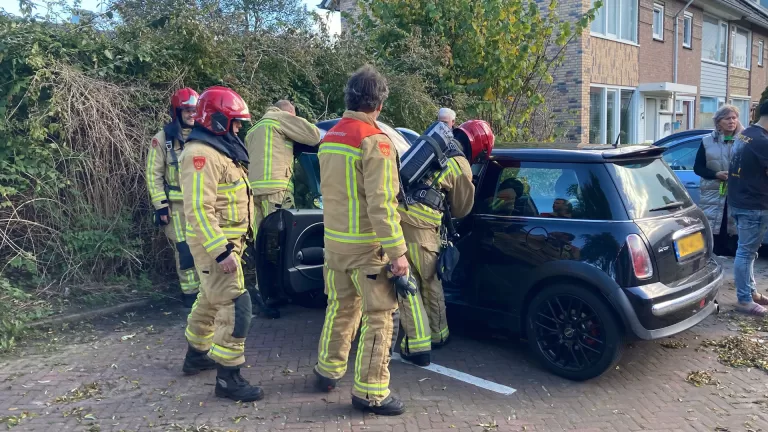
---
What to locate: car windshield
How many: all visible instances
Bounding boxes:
[606,158,693,219]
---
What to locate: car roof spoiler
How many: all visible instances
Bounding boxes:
[601,145,666,161]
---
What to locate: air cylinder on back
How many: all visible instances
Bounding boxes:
[399,121,454,189]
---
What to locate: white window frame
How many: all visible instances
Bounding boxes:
[590,0,639,45]
[730,97,752,126]
[653,3,665,41]
[683,12,693,48]
[702,14,729,65]
[590,84,637,144]
[731,25,752,70]
[759,40,765,67]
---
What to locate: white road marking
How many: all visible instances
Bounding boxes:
[391,353,516,395]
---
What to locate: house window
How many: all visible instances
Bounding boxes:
[730,98,751,126]
[590,0,638,43]
[653,3,664,41]
[589,86,635,144]
[700,96,725,127]
[702,15,728,63]
[683,12,693,48]
[732,26,752,69]
[759,40,765,67]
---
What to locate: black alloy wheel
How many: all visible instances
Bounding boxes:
[526,284,623,381]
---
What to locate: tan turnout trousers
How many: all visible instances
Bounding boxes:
[316,250,398,403]
[398,225,448,354]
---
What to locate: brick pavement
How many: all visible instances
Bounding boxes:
[2,257,768,431]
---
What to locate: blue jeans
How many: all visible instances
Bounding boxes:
[731,207,768,303]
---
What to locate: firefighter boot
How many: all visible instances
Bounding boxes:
[401,352,430,367]
[215,365,264,402]
[313,368,338,392]
[182,346,216,375]
[352,393,406,416]
[181,292,198,309]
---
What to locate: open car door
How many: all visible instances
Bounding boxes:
[255,152,326,308]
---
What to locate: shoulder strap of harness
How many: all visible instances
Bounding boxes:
[165,137,180,168]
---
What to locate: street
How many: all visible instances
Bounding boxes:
[1,256,768,432]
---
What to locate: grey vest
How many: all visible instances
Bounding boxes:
[700,132,735,235]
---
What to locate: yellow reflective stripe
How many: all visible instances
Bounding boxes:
[217,179,246,192]
[401,205,442,224]
[345,156,359,233]
[185,327,213,344]
[210,344,243,359]
[186,222,197,237]
[352,269,366,390]
[318,267,339,368]
[203,235,227,252]
[146,145,165,204]
[432,327,449,341]
[226,190,237,222]
[264,126,274,180]
[319,143,363,159]
[192,172,216,240]
[250,179,290,189]
[353,382,389,396]
[379,235,405,248]
[168,190,184,201]
[324,229,377,243]
[222,227,247,236]
[408,243,427,340]
[383,158,401,238]
[403,336,432,350]
[437,158,459,183]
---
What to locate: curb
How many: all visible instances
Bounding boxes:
[29,298,154,329]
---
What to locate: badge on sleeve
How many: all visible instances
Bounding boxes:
[193,156,206,170]
[151,138,159,148]
[377,142,391,157]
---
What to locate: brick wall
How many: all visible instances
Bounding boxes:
[751,29,768,107]
[590,37,639,86]
[637,0,701,88]
[545,0,591,143]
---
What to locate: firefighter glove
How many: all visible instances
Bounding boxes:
[154,207,169,226]
[387,264,418,297]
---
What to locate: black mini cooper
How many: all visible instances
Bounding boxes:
[255,122,722,381]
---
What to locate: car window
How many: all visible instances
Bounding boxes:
[291,153,322,209]
[662,139,700,170]
[606,158,694,219]
[480,162,615,220]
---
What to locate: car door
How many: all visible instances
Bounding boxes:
[660,138,702,204]
[256,152,324,306]
[454,158,623,333]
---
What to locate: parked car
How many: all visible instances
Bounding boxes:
[654,129,768,246]
[256,125,723,381]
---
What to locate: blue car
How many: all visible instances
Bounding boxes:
[654,129,768,245]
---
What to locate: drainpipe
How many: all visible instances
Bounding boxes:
[673,0,695,132]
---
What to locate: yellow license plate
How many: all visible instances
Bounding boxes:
[675,231,704,259]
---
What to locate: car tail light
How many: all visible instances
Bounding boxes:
[627,234,653,280]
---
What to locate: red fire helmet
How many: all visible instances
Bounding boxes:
[169,87,199,121]
[454,120,495,162]
[194,86,251,136]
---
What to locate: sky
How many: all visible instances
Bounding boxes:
[0,0,341,33]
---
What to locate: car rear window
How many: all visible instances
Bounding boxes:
[606,158,693,219]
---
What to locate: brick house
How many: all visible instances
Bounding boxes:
[321,0,768,143]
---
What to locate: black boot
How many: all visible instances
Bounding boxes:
[432,335,451,349]
[214,365,264,402]
[352,394,406,416]
[182,346,216,375]
[401,351,430,366]
[181,293,198,309]
[313,368,338,392]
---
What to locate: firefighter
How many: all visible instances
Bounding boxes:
[397,120,495,366]
[146,88,201,308]
[313,65,409,416]
[245,100,321,234]
[179,86,263,402]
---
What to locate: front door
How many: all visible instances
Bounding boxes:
[645,98,658,142]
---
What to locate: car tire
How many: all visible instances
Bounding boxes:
[525,283,623,381]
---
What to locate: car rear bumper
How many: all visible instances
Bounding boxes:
[613,258,722,340]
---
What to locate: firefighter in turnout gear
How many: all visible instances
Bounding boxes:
[245,100,321,234]
[397,120,494,367]
[146,88,201,308]
[179,86,264,402]
[313,66,409,416]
